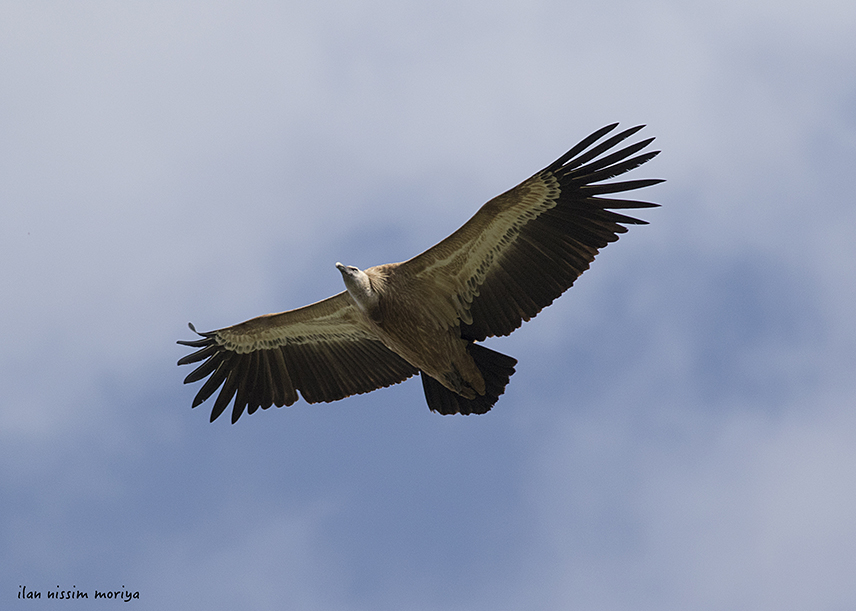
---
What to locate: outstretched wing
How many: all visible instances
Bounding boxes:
[399,123,663,340]
[177,292,418,423]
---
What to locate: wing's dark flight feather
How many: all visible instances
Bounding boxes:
[546,123,620,171]
[178,329,419,422]
[562,125,646,171]
[459,125,662,342]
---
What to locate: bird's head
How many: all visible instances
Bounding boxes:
[336,262,378,313]
[335,262,359,278]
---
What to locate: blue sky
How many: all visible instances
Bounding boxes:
[2,1,856,609]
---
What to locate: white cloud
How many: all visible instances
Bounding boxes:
[526,380,856,610]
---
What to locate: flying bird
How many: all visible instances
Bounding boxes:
[178,123,663,423]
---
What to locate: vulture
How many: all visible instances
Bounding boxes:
[178,123,663,423]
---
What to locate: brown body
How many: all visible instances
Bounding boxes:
[359,264,485,399]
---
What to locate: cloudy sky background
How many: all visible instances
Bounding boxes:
[2,0,855,609]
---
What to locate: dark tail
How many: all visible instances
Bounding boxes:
[421,343,517,415]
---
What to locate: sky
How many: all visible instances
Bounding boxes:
[2,0,855,609]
